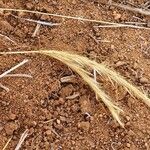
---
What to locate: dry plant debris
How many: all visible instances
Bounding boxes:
[0,59,32,91]
[0,33,16,44]
[2,136,12,150]
[0,50,149,127]
[15,129,29,150]
[11,14,61,37]
[0,8,150,30]
[111,1,150,16]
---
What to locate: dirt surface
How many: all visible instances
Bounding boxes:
[0,0,150,150]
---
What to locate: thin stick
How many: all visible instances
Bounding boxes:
[0,8,149,29]
[2,136,13,150]
[15,129,29,150]
[112,2,150,16]
[0,59,29,79]
[0,33,16,44]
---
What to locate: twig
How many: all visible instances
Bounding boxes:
[0,8,149,29]
[2,136,13,150]
[111,2,150,16]
[0,33,16,44]
[15,129,29,150]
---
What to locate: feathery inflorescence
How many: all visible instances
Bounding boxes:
[0,50,150,127]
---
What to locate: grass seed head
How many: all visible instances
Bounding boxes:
[0,50,150,127]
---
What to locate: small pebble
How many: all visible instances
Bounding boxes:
[111,44,115,50]
[113,11,122,20]
[4,122,18,135]
[114,14,121,20]
[0,10,4,14]
[78,121,90,132]
[26,3,33,9]
[128,130,135,136]
[140,77,149,84]
[9,113,16,120]
[0,124,3,131]
[46,130,51,135]
[126,116,130,121]
[17,11,26,17]
[60,116,66,122]
[56,119,61,124]
[126,143,131,148]
[115,61,127,67]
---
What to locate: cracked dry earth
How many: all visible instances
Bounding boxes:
[0,0,150,150]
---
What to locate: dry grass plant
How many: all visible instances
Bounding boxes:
[1,50,150,127]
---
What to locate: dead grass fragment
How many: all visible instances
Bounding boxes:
[66,92,80,99]
[0,33,16,44]
[0,59,32,91]
[111,2,150,16]
[15,129,29,150]
[0,83,9,92]
[60,75,75,83]
[2,136,13,150]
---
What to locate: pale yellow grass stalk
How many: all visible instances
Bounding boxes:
[1,50,150,127]
[2,136,12,150]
